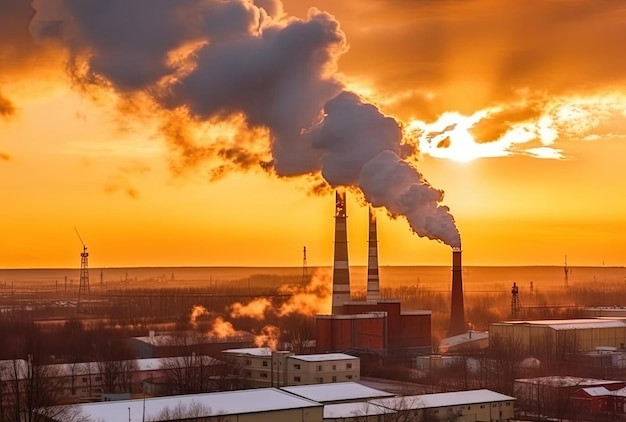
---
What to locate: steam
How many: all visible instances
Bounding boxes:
[30,0,460,246]
[189,304,210,329]
[254,325,280,350]
[230,270,331,319]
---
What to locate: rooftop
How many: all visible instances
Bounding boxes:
[222,347,274,357]
[290,353,358,362]
[496,318,626,330]
[45,388,321,421]
[515,376,623,387]
[371,389,515,410]
[282,382,393,403]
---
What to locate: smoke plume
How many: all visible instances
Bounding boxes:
[229,270,331,319]
[0,93,15,118]
[30,0,460,246]
[254,325,280,350]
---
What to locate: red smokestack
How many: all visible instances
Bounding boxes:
[331,191,350,314]
[449,246,465,335]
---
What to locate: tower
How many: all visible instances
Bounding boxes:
[449,246,466,335]
[366,207,381,301]
[564,255,569,289]
[301,246,308,287]
[75,228,90,307]
[511,282,520,318]
[331,191,350,315]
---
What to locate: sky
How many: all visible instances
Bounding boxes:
[1,0,625,269]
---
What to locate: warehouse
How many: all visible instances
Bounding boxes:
[489,319,626,359]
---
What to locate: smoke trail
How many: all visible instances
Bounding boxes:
[189,304,210,329]
[30,0,460,246]
[230,297,272,319]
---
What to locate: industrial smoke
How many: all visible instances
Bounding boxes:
[31,0,460,246]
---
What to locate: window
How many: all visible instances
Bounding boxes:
[244,371,251,377]
[260,373,268,378]
[316,365,322,372]
[332,364,337,370]
[262,361,268,367]
[332,376,337,382]
[81,377,88,383]
[467,406,471,410]
[346,363,352,369]
[294,376,301,382]
[315,377,323,383]
[94,376,102,382]
[492,404,497,408]
[506,403,511,407]
[480,405,485,409]
[294,364,301,370]
[245,359,252,365]
[346,375,353,380]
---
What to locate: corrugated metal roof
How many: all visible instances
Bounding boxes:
[580,387,611,397]
[222,347,273,356]
[291,353,358,362]
[515,376,622,387]
[324,402,395,418]
[371,389,515,410]
[498,318,626,330]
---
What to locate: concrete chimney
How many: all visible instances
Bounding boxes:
[331,191,350,314]
[366,207,381,301]
[449,246,466,336]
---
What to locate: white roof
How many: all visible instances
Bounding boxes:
[372,389,515,410]
[515,376,623,387]
[439,331,489,349]
[580,387,611,397]
[46,388,321,421]
[324,402,396,418]
[281,382,393,403]
[290,353,357,362]
[499,319,626,330]
[222,347,274,357]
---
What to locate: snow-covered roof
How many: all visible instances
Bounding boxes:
[222,347,274,357]
[515,376,623,387]
[372,389,515,410]
[281,382,393,403]
[499,319,626,330]
[324,402,396,418]
[290,353,358,362]
[438,331,489,350]
[45,388,321,421]
[579,387,611,397]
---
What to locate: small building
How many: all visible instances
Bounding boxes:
[128,330,256,358]
[39,388,324,422]
[222,348,360,388]
[370,389,516,421]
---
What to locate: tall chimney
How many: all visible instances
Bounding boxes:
[366,207,381,301]
[449,246,466,336]
[331,191,350,314]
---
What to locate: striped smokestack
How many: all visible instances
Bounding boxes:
[331,191,350,315]
[366,207,381,301]
[449,246,466,335]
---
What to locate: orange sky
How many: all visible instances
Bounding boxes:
[1,0,626,268]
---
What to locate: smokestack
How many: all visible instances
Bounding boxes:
[331,191,350,314]
[366,207,381,301]
[449,246,466,336]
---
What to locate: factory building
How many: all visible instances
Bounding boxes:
[221,347,360,388]
[319,192,432,361]
[39,385,515,422]
[489,318,626,359]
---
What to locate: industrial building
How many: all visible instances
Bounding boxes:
[317,193,434,361]
[489,318,626,359]
[281,381,394,404]
[221,347,360,388]
[128,330,256,358]
[39,385,516,422]
[39,388,324,422]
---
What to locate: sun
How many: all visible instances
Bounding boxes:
[407,111,512,162]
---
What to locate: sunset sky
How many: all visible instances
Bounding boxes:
[1,0,625,269]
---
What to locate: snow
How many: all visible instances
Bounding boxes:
[501,318,626,330]
[221,347,274,356]
[281,382,394,403]
[291,353,357,362]
[324,402,395,418]
[371,389,515,410]
[515,376,623,387]
[580,387,611,397]
[49,388,321,421]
